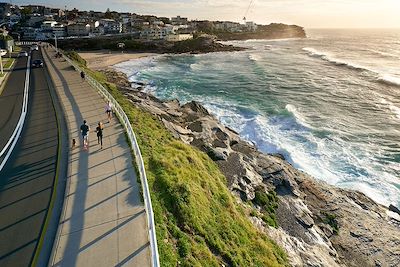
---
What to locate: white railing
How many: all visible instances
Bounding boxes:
[0,56,31,171]
[62,53,160,267]
[16,41,38,46]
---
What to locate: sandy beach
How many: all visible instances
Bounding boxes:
[78,51,158,70]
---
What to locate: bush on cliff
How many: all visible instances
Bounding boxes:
[67,52,289,267]
[253,189,279,228]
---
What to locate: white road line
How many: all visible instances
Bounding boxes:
[0,55,31,172]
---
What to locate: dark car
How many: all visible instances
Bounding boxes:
[32,59,43,68]
[19,51,28,57]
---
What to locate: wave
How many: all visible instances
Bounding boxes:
[285,104,313,129]
[370,49,400,60]
[379,98,400,120]
[114,43,400,208]
[302,47,366,71]
[189,62,204,71]
[377,74,400,87]
[390,105,400,120]
[248,54,262,62]
[303,47,400,88]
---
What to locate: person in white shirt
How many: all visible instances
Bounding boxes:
[105,101,113,123]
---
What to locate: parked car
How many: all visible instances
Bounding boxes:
[32,59,43,68]
[0,49,7,56]
[31,45,39,51]
[19,51,28,57]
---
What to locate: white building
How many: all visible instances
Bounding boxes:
[67,23,90,36]
[153,20,164,26]
[90,24,105,36]
[245,21,258,31]
[99,19,122,34]
[214,21,241,32]
[41,20,57,31]
[171,16,188,25]
[162,24,179,35]
[166,33,193,42]
[140,26,167,40]
[53,23,66,37]
[21,27,39,40]
[40,21,66,38]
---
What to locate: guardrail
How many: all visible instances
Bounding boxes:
[60,51,160,267]
[0,56,31,171]
[16,41,38,46]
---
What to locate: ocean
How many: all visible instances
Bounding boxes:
[115,29,400,208]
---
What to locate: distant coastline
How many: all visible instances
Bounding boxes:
[57,23,306,54]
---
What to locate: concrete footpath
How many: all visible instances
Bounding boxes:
[43,47,151,267]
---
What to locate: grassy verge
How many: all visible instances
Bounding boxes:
[3,58,15,69]
[66,51,288,267]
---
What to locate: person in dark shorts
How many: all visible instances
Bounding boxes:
[96,122,103,149]
[80,120,90,149]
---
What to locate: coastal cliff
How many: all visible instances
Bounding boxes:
[101,69,400,267]
[216,23,306,41]
[56,23,304,54]
[57,35,244,54]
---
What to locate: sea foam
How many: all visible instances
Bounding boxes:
[302,47,366,71]
[303,47,400,88]
[377,74,400,87]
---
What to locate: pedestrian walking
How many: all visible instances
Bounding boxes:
[80,120,90,150]
[105,101,113,123]
[96,122,104,149]
[80,71,85,81]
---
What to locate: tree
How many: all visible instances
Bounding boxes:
[105,8,112,19]
[21,7,32,18]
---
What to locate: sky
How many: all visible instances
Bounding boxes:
[12,0,400,28]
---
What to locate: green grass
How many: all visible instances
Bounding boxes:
[64,51,87,67]
[3,58,15,69]
[252,189,279,228]
[67,51,289,267]
[13,46,22,52]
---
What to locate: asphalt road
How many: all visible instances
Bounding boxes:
[0,50,29,152]
[0,48,58,267]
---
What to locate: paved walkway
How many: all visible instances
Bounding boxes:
[43,47,151,267]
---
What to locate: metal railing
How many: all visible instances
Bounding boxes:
[0,56,31,171]
[61,52,160,267]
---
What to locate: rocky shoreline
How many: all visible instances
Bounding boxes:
[102,69,400,267]
[58,35,245,54]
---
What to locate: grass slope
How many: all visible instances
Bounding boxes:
[67,51,288,267]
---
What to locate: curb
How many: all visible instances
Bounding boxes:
[31,47,69,267]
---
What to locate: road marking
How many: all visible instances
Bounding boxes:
[0,55,31,172]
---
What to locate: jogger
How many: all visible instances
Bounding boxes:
[96,122,103,149]
[80,120,90,149]
[105,101,113,123]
